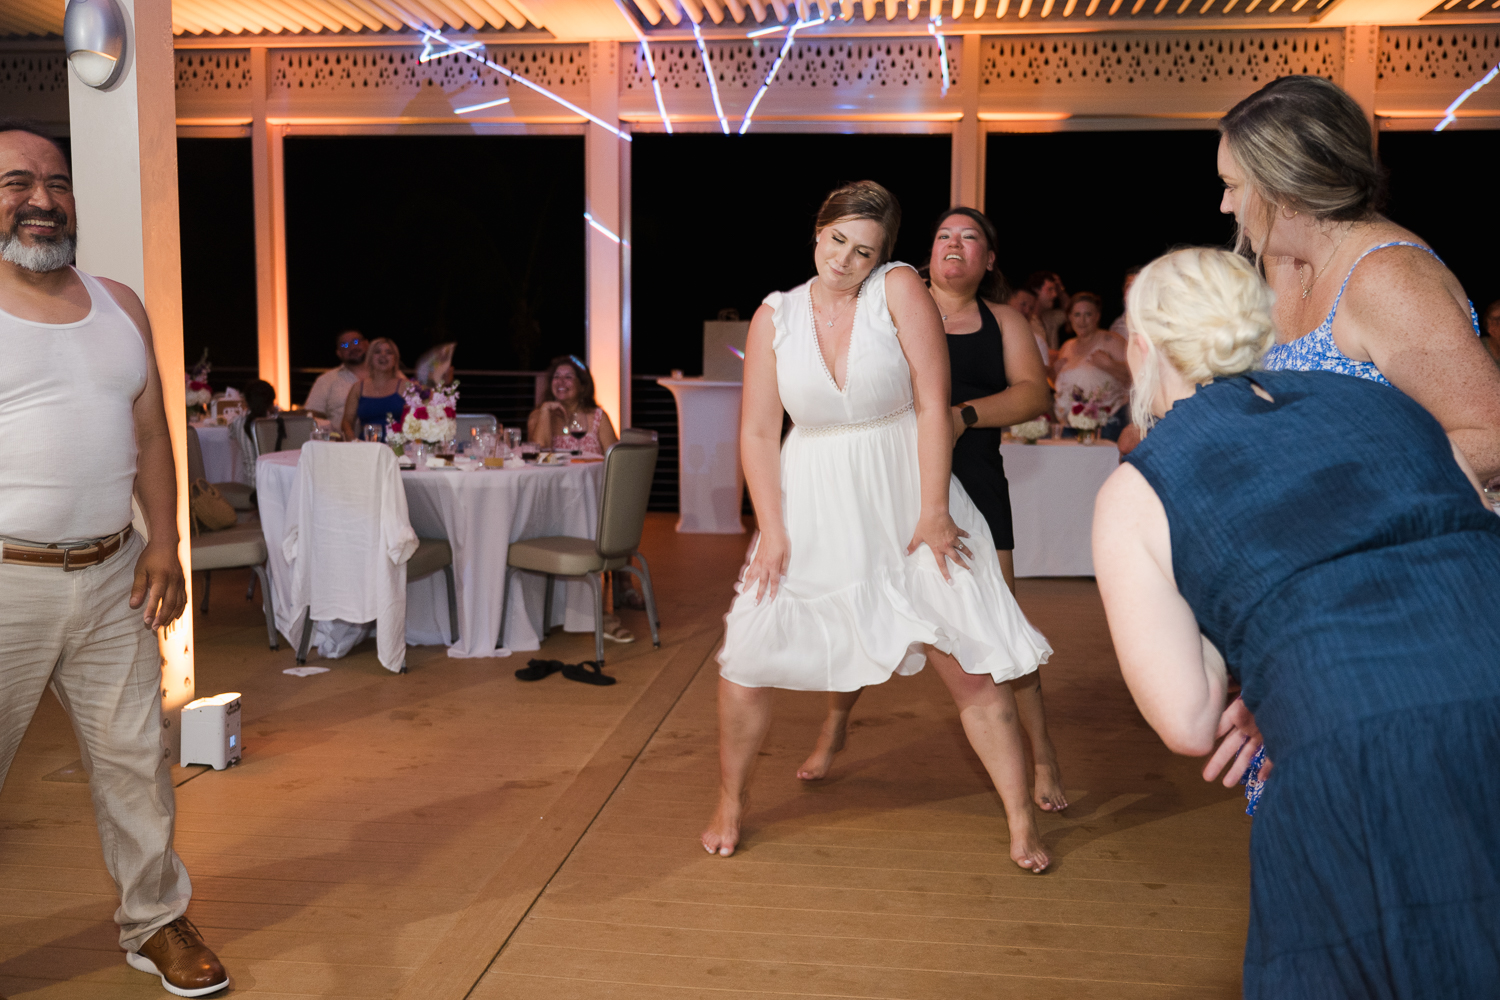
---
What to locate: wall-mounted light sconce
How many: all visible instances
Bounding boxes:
[64,0,129,90]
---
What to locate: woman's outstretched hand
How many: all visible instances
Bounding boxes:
[1203,697,1274,787]
[742,530,789,604]
[908,511,971,583]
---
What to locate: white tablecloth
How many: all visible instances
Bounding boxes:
[1002,439,1121,577]
[193,423,240,483]
[256,451,605,657]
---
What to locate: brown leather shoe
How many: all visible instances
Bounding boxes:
[126,917,229,997]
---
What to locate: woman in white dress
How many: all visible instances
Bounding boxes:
[704,182,1054,871]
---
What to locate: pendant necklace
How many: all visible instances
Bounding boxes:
[813,282,856,329]
[1300,224,1354,300]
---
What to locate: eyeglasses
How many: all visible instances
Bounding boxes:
[339,339,363,349]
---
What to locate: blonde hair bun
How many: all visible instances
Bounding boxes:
[1126,248,1276,429]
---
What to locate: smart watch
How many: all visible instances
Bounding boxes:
[961,404,979,428]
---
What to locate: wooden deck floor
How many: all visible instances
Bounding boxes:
[0,515,1251,999]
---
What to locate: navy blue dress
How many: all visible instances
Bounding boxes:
[1126,370,1500,999]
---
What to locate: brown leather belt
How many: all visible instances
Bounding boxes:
[1,526,133,571]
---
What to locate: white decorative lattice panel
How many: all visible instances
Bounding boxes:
[979,30,1342,114]
[0,51,68,123]
[621,37,961,122]
[1378,28,1500,116]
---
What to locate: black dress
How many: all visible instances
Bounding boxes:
[948,301,1014,550]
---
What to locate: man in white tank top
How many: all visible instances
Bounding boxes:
[0,125,228,995]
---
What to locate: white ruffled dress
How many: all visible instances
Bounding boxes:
[718,262,1052,692]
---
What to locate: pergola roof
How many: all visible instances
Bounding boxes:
[2,0,1492,42]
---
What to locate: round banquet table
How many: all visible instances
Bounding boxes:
[256,450,605,657]
[1000,438,1121,577]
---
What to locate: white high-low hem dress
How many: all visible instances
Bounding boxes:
[718,262,1052,692]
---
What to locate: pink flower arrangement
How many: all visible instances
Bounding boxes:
[1065,387,1114,431]
[385,381,460,448]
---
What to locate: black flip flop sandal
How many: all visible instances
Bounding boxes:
[515,659,563,681]
[562,660,616,686]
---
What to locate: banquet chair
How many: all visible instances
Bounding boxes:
[456,413,498,440]
[191,526,279,649]
[186,424,254,511]
[498,440,661,666]
[253,414,315,455]
[285,442,457,673]
[619,427,658,445]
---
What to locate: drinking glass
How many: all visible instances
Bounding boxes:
[409,441,428,467]
[362,424,381,443]
[476,432,498,459]
[310,426,331,442]
[504,427,523,454]
[566,413,587,454]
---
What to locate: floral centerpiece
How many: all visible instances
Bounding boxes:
[1009,415,1051,444]
[385,381,459,450]
[185,350,212,421]
[1064,386,1115,445]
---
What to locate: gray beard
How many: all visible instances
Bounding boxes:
[0,231,77,273]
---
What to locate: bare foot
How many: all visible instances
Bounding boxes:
[1033,757,1069,812]
[701,790,747,857]
[796,714,849,781]
[1008,815,1050,874]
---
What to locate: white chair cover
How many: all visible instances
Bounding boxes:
[281,442,419,672]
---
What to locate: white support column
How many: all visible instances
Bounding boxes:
[250,47,290,407]
[66,0,195,756]
[950,32,984,211]
[1343,25,1380,142]
[586,40,626,431]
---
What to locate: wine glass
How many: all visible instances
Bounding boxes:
[566,413,587,454]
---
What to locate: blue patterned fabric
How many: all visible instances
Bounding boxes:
[1127,370,1500,999]
[1261,241,1482,386]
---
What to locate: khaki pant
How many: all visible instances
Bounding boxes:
[0,530,191,951]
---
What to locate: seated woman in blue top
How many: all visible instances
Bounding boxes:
[340,337,411,442]
[1093,247,1500,999]
[1216,74,1500,481]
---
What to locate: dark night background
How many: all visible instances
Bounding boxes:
[176,128,1498,382]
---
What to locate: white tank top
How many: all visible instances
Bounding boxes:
[0,269,149,544]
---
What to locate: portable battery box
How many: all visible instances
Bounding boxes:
[180,692,242,770]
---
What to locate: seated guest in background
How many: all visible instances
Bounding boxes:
[1094,246,1500,999]
[1026,270,1068,349]
[340,337,410,443]
[1053,292,1130,428]
[1109,267,1143,340]
[304,329,367,433]
[527,355,617,456]
[1005,286,1052,364]
[229,379,277,486]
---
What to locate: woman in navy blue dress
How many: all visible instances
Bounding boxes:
[1094,247,1500,998]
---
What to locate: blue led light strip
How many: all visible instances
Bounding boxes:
[1435,62,1499,132]
[584,211,629,247]
[927,16,950,97]
[739,19,809,134]
[610,0,673,133]
[691,13,731,134]
[418,29,632,141]
[454,96,511,114]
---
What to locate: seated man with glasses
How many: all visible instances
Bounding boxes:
[304,329,368,434]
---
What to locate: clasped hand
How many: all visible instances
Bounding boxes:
[908,510,971,583]
[1203,696,1274,787]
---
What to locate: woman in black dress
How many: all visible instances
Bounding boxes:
[798,208,1068,814]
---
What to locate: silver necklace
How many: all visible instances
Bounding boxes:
[812,281,856,329]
